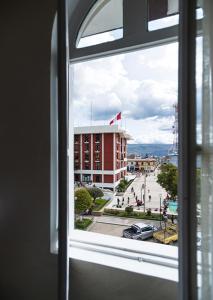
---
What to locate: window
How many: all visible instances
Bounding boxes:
[95,144,100,151]
[74,135,79,143]
[84,153,89,161]
[85,143,89,151]
[54,1,209,297]
[76,0,123,48]
[84,134,89,143]
[95,152,100,161]
[95,134,101,142]
[95,175,101,183]
[96,163,101,170]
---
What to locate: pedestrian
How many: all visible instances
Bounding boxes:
[134,192,135,197]
[127,197,130,205]
[122,197,124,206]
[117,198,120,206]
[149,194,151,202]
[135,195,138,201]
[143,194,145,201]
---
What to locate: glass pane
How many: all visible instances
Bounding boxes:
[197,0,213,299]
[70,41,179,249]
[148,0,203,31]
[76,0,123,48]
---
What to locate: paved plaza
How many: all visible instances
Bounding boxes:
[107,170,167,213]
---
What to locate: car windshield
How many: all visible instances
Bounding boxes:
[132,225,140,233]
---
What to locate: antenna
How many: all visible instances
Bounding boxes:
[168,104,178,156]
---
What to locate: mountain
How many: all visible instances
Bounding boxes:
[127,144,172,157]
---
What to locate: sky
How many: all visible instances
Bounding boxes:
[70,31,202,145]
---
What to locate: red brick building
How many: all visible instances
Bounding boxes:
[74,125,131,190]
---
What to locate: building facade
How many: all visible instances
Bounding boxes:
[74,125,131,190]
[127,157,157,173]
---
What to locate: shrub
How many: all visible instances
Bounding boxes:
[125,206,133,214]
[75,188,92,214]
[75,218,92,230]
[146,208,152,216]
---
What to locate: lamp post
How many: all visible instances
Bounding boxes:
[143,171,147,213]
[159,193,162,228]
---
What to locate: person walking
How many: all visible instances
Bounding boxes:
[127,197,130,205]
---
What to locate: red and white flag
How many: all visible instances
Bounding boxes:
[109,112,122,125]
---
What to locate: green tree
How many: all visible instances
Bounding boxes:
[87,187,104,201]
[75,188,92,214]
[117,179,128,192]
[157,163,178,198]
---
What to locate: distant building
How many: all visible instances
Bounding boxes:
[127,157,157,173]
[74,125,131,191]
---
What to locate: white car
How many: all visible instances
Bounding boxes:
[123,223,158,240]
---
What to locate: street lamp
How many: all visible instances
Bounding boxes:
[159,193,162,228]
[143,171,147,212]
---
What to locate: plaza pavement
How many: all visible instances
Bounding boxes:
[107,170,167,213]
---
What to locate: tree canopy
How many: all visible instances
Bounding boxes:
[117,179,128,192]
[86,187,104,201]
[157,163,178,198]
[75,188,92,214]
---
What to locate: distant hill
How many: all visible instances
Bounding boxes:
[127,144,172,157]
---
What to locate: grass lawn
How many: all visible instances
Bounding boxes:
[75,218,92,230]
[93,198,108,211]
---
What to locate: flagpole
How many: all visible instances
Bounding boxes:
[90,100,93,126]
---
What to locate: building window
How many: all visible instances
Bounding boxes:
[85,143,89,151]
[82,174,91,182]
[95,175,101,182]
[96,163,101,170]
[85,163,90,170]
[85,153,89,161]
[74,135,79,143]
[95,144,100,151]
[84,134,89,143]
[95,134,101,142]
[95,152,100,161]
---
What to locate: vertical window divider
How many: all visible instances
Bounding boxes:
[178,0,197,300]
[57,0,70,299]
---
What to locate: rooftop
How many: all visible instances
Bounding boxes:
[74,125,132,140]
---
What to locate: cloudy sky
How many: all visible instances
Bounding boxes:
[70,34,202,144]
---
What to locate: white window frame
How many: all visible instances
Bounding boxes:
[53,1,201,297]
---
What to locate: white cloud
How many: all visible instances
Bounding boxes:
[71,42,181,143]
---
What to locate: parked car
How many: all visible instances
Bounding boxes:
[123,223,158,240]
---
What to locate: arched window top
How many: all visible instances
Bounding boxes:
[76,0,123,48]
[69,1,183,62]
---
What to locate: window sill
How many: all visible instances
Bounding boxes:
[69,230,178,281]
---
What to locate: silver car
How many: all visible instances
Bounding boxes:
[123,223,157,240]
